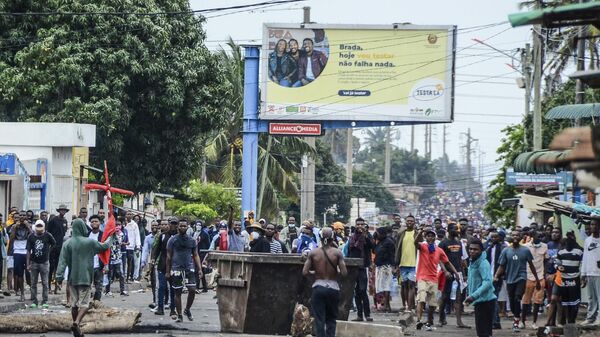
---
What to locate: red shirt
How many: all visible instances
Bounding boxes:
[416,242,449,282]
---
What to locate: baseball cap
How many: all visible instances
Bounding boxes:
[34,219,45,228]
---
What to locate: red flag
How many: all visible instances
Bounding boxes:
[99,214,116,265]
[84,161,134,266]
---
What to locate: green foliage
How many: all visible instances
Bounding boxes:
[183,180,239,218]
[351,170,398,214]
[485,81,600,227]
[175,203,217,221]
[484,125,524,227]
[166,199,191,215]
[0,0,229,192]
[314,139,351,222]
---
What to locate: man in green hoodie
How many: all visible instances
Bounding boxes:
[56,219,112,337]
[465,238,497,337]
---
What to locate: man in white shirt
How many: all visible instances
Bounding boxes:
[582,219,600,325]
[124,211,141,283]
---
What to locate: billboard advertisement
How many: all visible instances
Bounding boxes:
[261,24,456,122]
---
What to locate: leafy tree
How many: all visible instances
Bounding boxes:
[314,139,351,222]
[168,181,239,218]
[0,0,229,192]
[351,170,398,214]
[175,203,218,221]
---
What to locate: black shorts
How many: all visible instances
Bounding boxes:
[558,278,581,306]
[170,269,197,289]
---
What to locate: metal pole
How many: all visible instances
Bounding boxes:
[522,43,531,150]
[384,126,391,185]
[410,125,415,153]
[532,25,543,150]
[574,9,586,111]
[241,46,260,222]
[299,6,315,223]
[257,135,272,218]
[346,128,353,184]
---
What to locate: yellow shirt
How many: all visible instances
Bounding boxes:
[400,230,416,267]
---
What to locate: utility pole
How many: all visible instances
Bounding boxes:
[300,7,315,222]
[532,25,543,150]
[346,128,353,184]
[424,125,429,158]
[442,124,448,179]
[384,127,391,185]
[461,128,478,192]
[410,125,415,153]
[575,4,586,115]
[521,43,532,150]
[428,125,433,160]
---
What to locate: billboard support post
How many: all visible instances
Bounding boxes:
[241,45,261,224]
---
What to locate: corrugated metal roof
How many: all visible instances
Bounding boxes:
[545,103,600,120]
[508,2,600,28]
[513,150,570,174]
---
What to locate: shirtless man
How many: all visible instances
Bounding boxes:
[303,228,348,337]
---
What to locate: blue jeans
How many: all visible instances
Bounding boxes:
[279,79,292,87]
[157,270,174,311]
[493,281,501,326]
[311,286,339,337]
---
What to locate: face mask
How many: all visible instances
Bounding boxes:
[533,237,541,245]
[428,243,436,253]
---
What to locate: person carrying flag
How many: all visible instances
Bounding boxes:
[55,219,112,337]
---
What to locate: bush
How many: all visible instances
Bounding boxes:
[175,203,218,221]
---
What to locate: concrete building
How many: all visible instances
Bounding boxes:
[0,123,96,217]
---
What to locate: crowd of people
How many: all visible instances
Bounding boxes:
[2,204,600,337]
[417,190,488,227]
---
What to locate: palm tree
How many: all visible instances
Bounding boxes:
[204,38,314,219]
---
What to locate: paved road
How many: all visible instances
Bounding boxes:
[1,280,599,336]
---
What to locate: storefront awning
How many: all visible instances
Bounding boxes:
[508,2,600,28]
[545,103,600,120]
[513,150,571,174]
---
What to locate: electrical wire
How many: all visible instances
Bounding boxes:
[0,0,307,16]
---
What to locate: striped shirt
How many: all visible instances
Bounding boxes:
[556,247,583,279]
[269,240,284,254]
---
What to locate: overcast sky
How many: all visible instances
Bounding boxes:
[190,0,535,182]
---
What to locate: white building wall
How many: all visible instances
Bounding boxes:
[51,147,74,218]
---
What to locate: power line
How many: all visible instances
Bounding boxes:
[0,0,306,16]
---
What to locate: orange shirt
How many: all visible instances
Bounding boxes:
[416,242,449,283]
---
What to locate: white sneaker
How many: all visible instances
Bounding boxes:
[133,280,141,284]
[531,323,538,330]
[518,321,526,329]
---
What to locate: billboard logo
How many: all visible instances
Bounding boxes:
[412,84,444,101]
[269,123,322,136]
[425,108,442,116]
[427,34,438,44]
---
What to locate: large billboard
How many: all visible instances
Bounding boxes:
[261,24,456,122]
